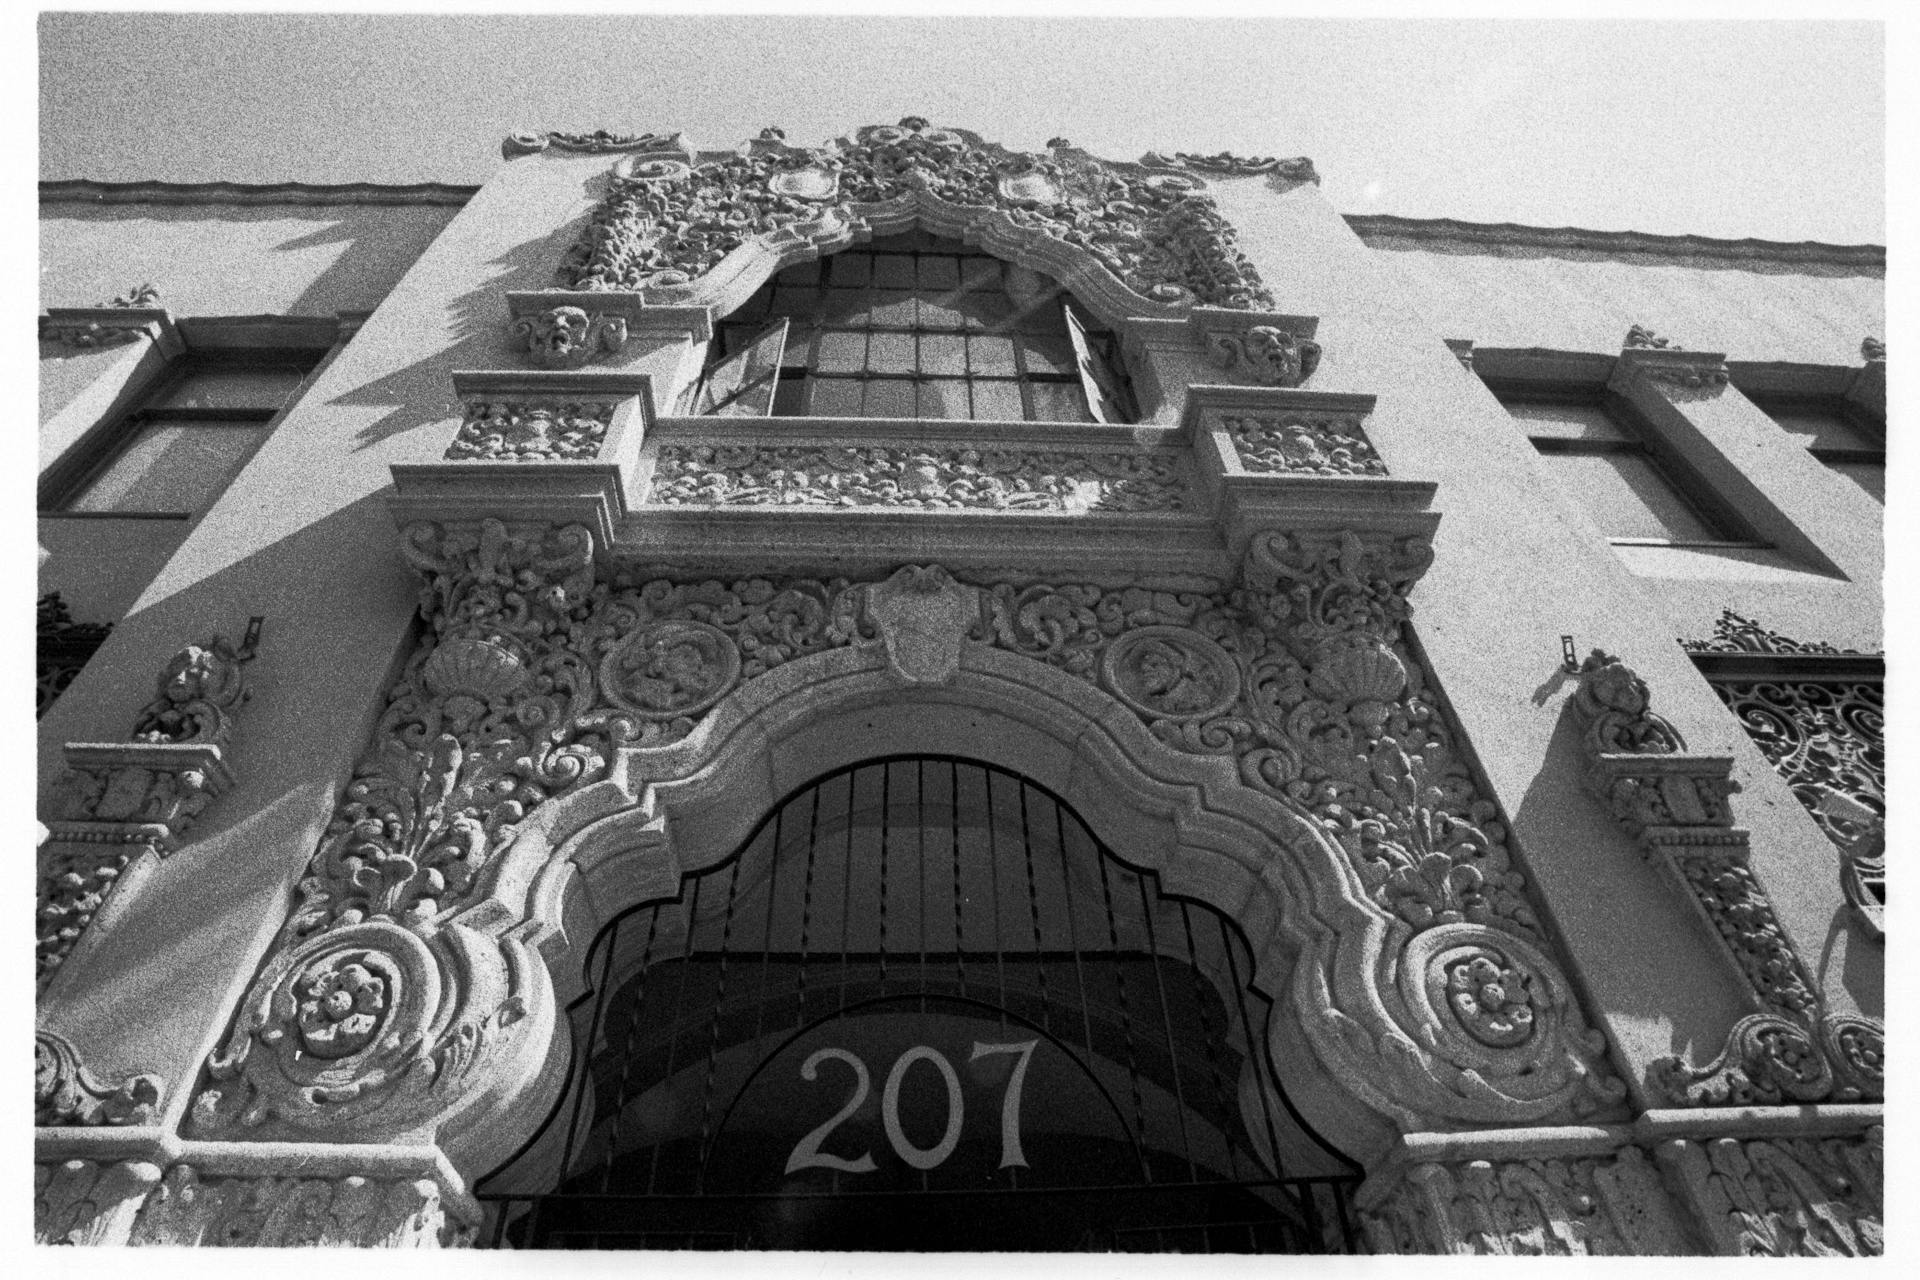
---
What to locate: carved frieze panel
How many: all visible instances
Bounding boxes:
[128,1164,469,1247]
[557,117,1274,310]
[445,400,614,462]
[647,444,1189,512]
[1657,1129,1882,1257]
[1147,151,1320,184]
[34,1159,163,1246]
[1223,413,1388,475]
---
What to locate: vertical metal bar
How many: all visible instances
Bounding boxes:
[794,780,823,1025]
[839,765,858,1012]
[1295,1177,1326,1253]
[596,907,662,1195]
[750,803,785,1051]
[1218,915,1286,1183]
[916,759,929,995]
[1177,900,1244,1182]
[1016,778,1051,1032]
[643,872,705,1197]
[1054,797,1098,1087]
[1134,873,1197,1183]
[1093,840,1152,1182]
[983,767,1009,1021]
[950,758,966,997]
[694,855,745,1188]
[878,759,892,983]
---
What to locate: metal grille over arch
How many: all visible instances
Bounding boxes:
[478,756,1364,1252]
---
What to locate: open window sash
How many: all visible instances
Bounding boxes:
[693,319,789,416]
[1062,304,1130,425]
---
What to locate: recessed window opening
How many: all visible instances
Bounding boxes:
[43,351,322,519]
[476,757,1361,1253]
[1494,386,1761,545]
[1751,395,1885,505]
[694,230,1134,424]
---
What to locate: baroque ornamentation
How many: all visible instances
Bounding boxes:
[1861,336,1884,363]
[1643,361,1730,389]
[37,592,112,716]
[599,619,741,719]
[559,117,1274,309]
[110,282,160,308]
[35,1030,162,1126]
[1681,608,1861,655]
[1224,413,1388,475]
[1205,326,1322,387]
[1152,152,1320,184]
[34,1159,164,1246]
[1101,626,1241,721]
[1568,651,1879,1104]
[1360,1145,1697,1255]
[1657,1130,1882,1256]
[503,129,680,158]
[129,1164,469,1247]
[508,306,629,369]
[648,444,1188,512]
[130,636,249,745]
[1624,324,1679,350]
[445,400,613,462]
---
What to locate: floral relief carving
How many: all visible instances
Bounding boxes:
[559,116,1273,309]
[504,129,680,158]
[1681,609,1861,656]
[1658,1130,1882,1256]
[445,400,612,462]
[1153,152,1319,184]
[128,1164,469,1247]
[1224,413,1388,475]
[599,619,741,719]
[509,306,629,369]
[34,1159,164,1246]
[648,444,1188,512]
[1205,325,1322,387]
[1568,651,1880,1105]
[1100,626,1241,720]
[35,1031,162,1127]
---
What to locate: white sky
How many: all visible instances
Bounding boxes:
[32,5,1890,244]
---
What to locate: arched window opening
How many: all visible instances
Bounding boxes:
[691,231,1134,424]
[477,757,1362,1253]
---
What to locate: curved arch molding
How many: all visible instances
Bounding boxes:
[182,517,1629,1180]
[550,118,1277,321]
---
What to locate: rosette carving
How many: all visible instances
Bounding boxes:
[599,620,741,719]
[559,116,1273,309]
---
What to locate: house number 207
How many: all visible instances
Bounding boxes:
[783,1040,1038,1174]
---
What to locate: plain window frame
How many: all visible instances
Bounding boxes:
[1748,391,1886,504]
[1485,379,1767,547]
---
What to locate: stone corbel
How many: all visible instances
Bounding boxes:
[1568,652,1882,1106]
[39,635,251,985]
[39,305,179,353]
[1846,336,1885,419]
[505,290,642,369]
[1613,344,1731,397]
[1189,309,1323,388]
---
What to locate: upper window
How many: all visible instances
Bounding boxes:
[693,231,1133,423]
[42,354,320,518]
[1751,397,1885,504]
[1497,389,1755,544]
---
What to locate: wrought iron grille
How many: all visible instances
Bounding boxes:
[478,756,1363,1252]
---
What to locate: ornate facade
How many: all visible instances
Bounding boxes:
[36,120,1883,1254]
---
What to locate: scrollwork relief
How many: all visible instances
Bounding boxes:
[445,400,613,462]
[129,1164,469,1247]
[1150,151,1320,184]
[1658,1129,1882,1256]
[559,117,1273,309]
[508,306,629,369]
[648,444,1188,512]
[1223,413,1388,475]
[35,1030,162,1127]
[1205,326,1322,387]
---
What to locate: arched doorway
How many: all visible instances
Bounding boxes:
[477,757,1364,1252]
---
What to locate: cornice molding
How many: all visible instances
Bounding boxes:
[1346,214,1884,270]
[40,180,478,208]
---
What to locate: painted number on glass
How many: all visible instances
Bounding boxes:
[784,1040,1037,1175]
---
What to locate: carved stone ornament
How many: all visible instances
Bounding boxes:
[509,306,630,369]
[35,1030,162,1126]
[648,444,1188,512]
[445,400,612,462]
[1681,609,1862,656]
[1861,336,1885,363]
[558,117,1274,310]
[1655,1128,1882,1256]
[1643,362,1731,389]
[1148,151,1321,185]
[1624,324,1679,350]
[38,633,251,984]
[192,516,1630,1173]
[34,1160,164,1246]
[1568,651,1882,1105]
[127,1164,471,1247]
[43,314,150,349]
[110,282,161,308]
[1205,325,1322,387]
[1224,412,1388,476]
[503,129,681,158]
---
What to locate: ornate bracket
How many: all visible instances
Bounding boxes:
[1204,323,1323,387]
[1568,651,1882,1105]
[505,291,643,370]
[40,304,172,350]
[39,635,252,985]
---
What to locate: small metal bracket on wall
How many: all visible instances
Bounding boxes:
[236,616,266,662]
[1560,635,1578,673]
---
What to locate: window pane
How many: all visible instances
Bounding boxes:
[954,289,1013,331]
[69,423,264,514]
[775,259,820,286]
[862,380,915,419]
[919,332,967,376]
[917,294,967,329]
[867,290,917,328]
[871,253,916,288]
[1769,409,1880,452]
[1019,332,1076,376]
[1506,400,1632,442]
[826,253,871,287]
[808,377,862,418]
[158,369,305,411]
[917,255,960,290]
[818,289,866,324]
[970,381,1024,422]
[1830,460,1886,503]
[1536,449,1720,540]
[960,256,1001,289]
[767,284,818,318]
[815,331,866,373]
[867,331,915,373]
[918,379,970,420]
[780,330,815,370]
[1028,380,1094,424]
[770,377,807,418]
[969,335,1017,376]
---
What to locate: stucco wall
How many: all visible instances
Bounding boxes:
[1357,230,1882,365]
[40,198,464,317]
